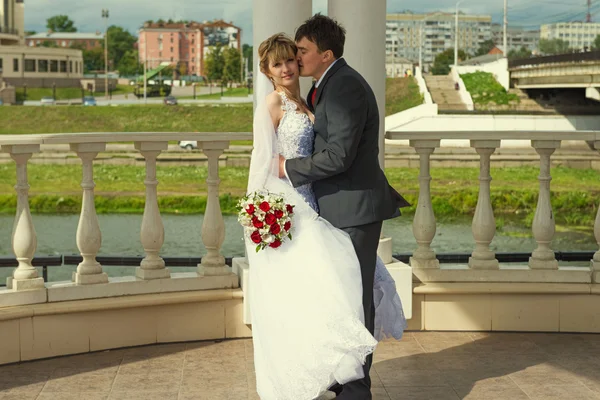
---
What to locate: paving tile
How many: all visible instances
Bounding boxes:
[108,390,180,400]
[37,393,110,400]
[508,363,584,386]
[386,386,460,400]
[111,372,181,393]
[41,373,116,393]
[519,384,600,400]
[453,381,529,400]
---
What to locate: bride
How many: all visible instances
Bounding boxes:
[245,33,407,400]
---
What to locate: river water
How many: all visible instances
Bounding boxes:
[0,214,596,283]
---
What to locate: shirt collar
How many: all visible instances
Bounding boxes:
[315,58,342,88]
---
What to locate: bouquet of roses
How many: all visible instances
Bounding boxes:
[237,191,294,252]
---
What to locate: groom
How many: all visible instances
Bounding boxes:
[279,14,409,400]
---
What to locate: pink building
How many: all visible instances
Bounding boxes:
[138,20,241,77]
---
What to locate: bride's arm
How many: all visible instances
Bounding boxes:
[266,91,283,130]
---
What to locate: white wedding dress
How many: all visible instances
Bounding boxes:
[246,83,406,400]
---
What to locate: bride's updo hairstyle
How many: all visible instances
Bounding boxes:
[258,33,304,107]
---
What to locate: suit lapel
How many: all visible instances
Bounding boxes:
[314,58,347,107]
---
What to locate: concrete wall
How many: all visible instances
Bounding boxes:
[457,57,510,90]
[451,66,474,110]
[414,66,433,105]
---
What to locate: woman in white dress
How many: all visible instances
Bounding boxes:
[246,33,406,400]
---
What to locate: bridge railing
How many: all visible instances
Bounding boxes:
[509,50,600,69]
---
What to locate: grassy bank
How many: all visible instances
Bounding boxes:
[0,165,597,227]
[385,77,423,116]
[181,87,252,100]
[460,71,518,107]
[15,84,135,102]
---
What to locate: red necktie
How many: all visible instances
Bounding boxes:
[311,87,317,107]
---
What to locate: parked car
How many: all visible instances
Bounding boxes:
[0,99,3,106]
[179,141,198,150]
[83,96,97,106]
[164,95,178,106]
[40,96,55,106]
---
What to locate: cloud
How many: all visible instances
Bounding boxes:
[24,0,578,43]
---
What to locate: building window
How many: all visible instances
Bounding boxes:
[171,57,174,61]
[25,59,36,72]
[50,60,58,72]
[192,48,195,53]
[0,58,3,73]
[90,40,95,47]
[12,58,19,72]
[170,47,173,52]
[60,60,67,72]
[38,60,48,72]
[62,41,66,47]
[192,57,195,62]
[192,39,195,44]
[159,51,162,58]
[69,61,73,73]
[170,38,173,43]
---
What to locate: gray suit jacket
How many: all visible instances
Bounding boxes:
[285,59,410,229]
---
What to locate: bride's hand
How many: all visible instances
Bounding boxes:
[278,155,286,178]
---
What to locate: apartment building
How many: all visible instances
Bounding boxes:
[491,24,539,52]
[386,12,492,66]
[138,19,241,77]
[0,0,24,46]
[541,22,600,51]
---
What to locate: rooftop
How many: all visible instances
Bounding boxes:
[2,332,600,399]
[26,32,104,40]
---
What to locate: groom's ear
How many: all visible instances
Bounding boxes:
[322,49,334,63]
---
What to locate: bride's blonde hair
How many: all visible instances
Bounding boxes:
[258,33,304,109]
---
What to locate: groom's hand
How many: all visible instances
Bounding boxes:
[278,155,286,178]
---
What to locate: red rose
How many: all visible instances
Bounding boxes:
[274,209,284,219]
[284,221,291,231]
[250,230,262,244]
[259,201,271,212]
[286,204,294,214]
[269,239,282,248]
[252,217,264,228]
[265,213,277,225]
[246,204,255,214]
[270,223,281,235]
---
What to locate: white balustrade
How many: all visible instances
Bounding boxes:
[71,143,108,285]
[468,140,500,270]
[409,139,440,269]
[135,141,170,280]
[198,141,230,276]
[2,145,45,291]
[529,140,561,270]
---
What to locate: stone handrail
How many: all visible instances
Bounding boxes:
[0,132,252,307]
[386,129,600,284]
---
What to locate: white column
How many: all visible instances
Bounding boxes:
[198,141,229,276]
[253,0,312,104]
[468,140,500,270]
[409,140,440,269]
[71,143,108,285]
[329,0,391,260]
[2,145,44,291]
[529,140,560,270]
[135,141,170,280]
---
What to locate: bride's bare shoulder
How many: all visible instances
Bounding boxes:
[266,91,282,110]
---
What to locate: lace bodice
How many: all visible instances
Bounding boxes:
[276,91,319,213]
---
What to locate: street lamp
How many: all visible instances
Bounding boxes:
[454,0,464,67]
[102,9,109,100]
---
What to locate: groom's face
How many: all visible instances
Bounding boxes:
[296,37,324,79]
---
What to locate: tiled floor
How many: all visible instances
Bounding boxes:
[2,332,600,399]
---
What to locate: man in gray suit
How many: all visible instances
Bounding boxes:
[278,14,410,400]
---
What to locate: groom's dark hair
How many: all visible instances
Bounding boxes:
[295,14,346,59]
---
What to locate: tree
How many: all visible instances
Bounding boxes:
[117,50,142,76]
[40,40,59,48]
[538,38,570,55]
[46,15,77,33]
[593,35,600,50]
[431,48,467,75]
[205,45,225,82]
[508,46,532,60]
[242,44,253,77]
[81,47,105,73]
[476,39,495,56]
[105,26,137,73]
[223,47,242,85]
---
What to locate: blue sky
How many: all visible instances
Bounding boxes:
[24,0,592,43]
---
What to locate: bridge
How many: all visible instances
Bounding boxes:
[509,51,600,100]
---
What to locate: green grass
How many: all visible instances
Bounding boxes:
[0,165,597,226]
[0,104,253,134]
[385,77,423,115]
[181,87,251,100]
[460,72,519,106]
[15,84,135,102]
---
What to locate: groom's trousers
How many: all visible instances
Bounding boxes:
[337,220,383,400]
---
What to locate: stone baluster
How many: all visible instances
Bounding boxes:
[198,141,230,276]
[591,141,600,282]
[529,140,560,270]
[468,140,500,270]
[135,142,170,280]
[2,145,44,291]
[71,143,108,284]
[409,140,440,269]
